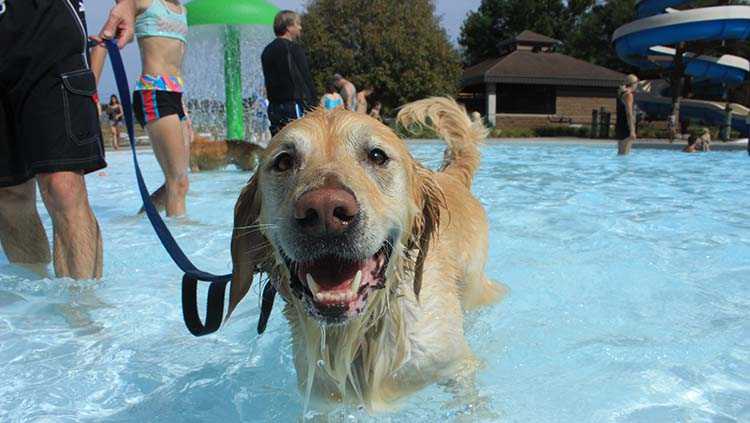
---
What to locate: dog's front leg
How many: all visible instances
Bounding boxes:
[437,357,500,422]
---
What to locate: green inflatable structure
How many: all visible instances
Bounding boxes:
[186,0,279,140]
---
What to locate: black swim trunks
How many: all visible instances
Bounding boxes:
[132,90,186,128]
[0,0,105,187]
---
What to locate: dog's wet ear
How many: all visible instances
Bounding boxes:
[410,167,443,300]
[228,175,267,320]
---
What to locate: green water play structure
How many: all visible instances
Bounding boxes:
[186,0,279,140]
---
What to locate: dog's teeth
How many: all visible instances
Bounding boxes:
[351,270,362,293]
[306,274,320,295]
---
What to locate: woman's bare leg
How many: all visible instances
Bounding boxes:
[110,126,119,150]
[145,115,189,217]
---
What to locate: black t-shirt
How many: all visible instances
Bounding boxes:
[261,38,317,104]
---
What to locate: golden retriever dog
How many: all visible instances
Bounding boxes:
[228,97,505,412]
[189,137,263,172]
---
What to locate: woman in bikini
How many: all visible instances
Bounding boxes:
[320,82,344,111]
[107,95,124,150]
[132,0,191,217]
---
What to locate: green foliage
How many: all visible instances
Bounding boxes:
[534,125,592,138]
[564,0,637,74]
[489,127,535,138]
[638,122,670,139]
[459,0,595,66]
[490,125,592,138]
[301,0,462,112]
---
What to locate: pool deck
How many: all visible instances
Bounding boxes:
[105,137,749,152]
[408,137,750,151]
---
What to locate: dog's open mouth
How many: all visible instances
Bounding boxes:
[286,241,393,323]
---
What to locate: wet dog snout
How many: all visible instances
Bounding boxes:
[294,188,359,235]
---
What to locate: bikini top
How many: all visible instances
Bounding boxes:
[324,95,343,110]
[135,0,188,44]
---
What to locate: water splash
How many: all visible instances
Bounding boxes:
[183,25,273,140]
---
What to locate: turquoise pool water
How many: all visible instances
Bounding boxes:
[1,142,749,422]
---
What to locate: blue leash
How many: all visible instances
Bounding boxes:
[104,40,276,336]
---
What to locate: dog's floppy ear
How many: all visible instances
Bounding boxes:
[409,167,443,299]
[227,175,267,320]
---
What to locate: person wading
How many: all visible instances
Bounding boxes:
[132,0,192,217]
[0,0,136,279]
[261,10,316,135]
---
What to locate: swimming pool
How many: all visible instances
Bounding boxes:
[1,141,748,422]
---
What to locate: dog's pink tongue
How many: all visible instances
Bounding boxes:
[297,256,379,290]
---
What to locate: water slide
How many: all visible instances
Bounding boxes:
[613,1,750,138]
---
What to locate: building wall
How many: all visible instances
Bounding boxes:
[493,86,618,130]
[556,96,617,125]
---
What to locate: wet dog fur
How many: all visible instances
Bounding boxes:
[228,97,505,412]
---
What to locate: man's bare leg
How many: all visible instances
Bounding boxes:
[0,179,51,267]
[37,171,102,279]
[146,114,189,217]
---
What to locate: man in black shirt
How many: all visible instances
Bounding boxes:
[261,10,317,135]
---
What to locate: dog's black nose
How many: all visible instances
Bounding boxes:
[294,187,359,235]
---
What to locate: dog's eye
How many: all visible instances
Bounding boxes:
[272,152,294,172]
[368,148,389,166]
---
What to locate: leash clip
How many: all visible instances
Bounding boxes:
[0,1,6,16]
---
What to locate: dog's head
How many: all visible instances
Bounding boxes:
[228,109,441,325]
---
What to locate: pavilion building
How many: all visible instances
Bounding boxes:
[459,30,627,130]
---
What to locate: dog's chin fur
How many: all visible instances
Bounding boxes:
[282,245,415,410]
[228,98,507,412]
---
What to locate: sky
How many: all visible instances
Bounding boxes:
[86,0,482,98]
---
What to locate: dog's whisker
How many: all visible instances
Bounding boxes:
[236,230,272,240]
[233,223,278,231]
[242,243,273,256]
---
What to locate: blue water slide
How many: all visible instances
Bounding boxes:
[634,94,749,135]
[614,6,750,84]
[614,2,750,137]
[636,0,692,19]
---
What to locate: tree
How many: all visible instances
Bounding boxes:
[301,0,462,114]
[459,0,593,66]
[565,0,637,74]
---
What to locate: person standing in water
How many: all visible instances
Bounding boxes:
[617,74,639,155]
[356,86,373,114]
[261,10,317,135]
[132,0,191,217]
[0,0,135,279]
[320,82,344,111]
[333,74,357,112]
[107,95,124,150]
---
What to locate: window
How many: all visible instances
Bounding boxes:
[497,85,556,114]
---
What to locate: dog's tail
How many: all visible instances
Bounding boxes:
[397,97,487,188]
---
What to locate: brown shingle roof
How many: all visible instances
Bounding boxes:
[498,30,561,48]
[461,50,627,88]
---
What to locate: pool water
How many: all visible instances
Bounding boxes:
[1,142,749,422]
